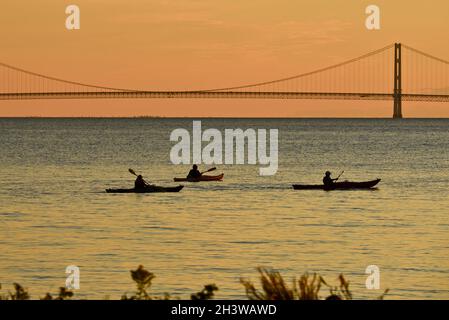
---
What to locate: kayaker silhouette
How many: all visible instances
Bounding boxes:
[323,171,338,187]
[134,175,148,190]
[187,164,202,179]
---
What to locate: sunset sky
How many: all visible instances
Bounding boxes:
[1,0,448,117]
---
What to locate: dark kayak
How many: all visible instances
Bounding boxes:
[174,173,224,182]
[292,179,381,190]
[106,185,184,193]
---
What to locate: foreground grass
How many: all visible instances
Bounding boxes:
[0,265,388,300]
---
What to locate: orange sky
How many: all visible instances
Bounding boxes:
[1,0,448,117]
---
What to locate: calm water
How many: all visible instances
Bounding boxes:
[0,118,448,299]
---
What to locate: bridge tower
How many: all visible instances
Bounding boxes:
[393,43,403,118]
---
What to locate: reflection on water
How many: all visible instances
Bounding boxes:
[0,118,448,299]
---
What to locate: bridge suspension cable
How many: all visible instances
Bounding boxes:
[401,44,449,96]
[0,61,132,93]
[204,44,395,92]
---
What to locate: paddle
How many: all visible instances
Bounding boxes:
[128,168,151,186]
[335,170,345,181]
[200,167,216,175]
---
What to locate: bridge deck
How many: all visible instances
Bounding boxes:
[1,91,448,102]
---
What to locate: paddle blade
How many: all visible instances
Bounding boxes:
[128,168,137,176]
[205,167,216,173]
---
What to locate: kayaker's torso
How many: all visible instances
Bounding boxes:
[323,176,333,186]
[135,177,146,190]
[187,169,201,178]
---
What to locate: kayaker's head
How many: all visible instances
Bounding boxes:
[325,171,331,176]
[138,175,143,179]
[193,164,198,170]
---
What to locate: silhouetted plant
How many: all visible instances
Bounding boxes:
[297,272,324,300]
[41,287,74,300]
[0,283,30,300]
[1,266,388,300]
[322,274,352,300]
[191,284,219,300]
[121,265,215,300]
[241,267,388,300]
[241,267,296,300]
[241,268,324,300]
[122,265,155,300]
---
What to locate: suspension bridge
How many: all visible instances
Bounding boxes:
[1,43,449,118]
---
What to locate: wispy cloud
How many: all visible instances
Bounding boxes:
[104,0,353,56]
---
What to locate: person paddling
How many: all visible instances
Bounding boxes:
[187,164,202,179]
[323,171,339,187]
[134,175,149,190]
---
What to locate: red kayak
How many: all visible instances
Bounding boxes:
[292,179,381,190]
[174,173,224,182]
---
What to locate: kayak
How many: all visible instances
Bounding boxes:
[174,173,224,182]
[292,179,381,190]
[106,185,184,193]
